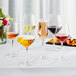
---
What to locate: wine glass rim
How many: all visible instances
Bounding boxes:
[6,32,19,34]
[18,35,35,39]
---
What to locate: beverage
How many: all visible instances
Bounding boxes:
[6,32,19,39]
[17,35,35,48]
[21,39,34,48]
[48,25,62,34]
[38,22,48,40]
[56,35,69,42]
[22,25,36,33]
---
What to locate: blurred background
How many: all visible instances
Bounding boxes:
[0,0,76,38]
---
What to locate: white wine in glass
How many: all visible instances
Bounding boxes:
[22,25,36,34]
[22,14,36,34]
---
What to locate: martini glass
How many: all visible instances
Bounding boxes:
[17,35,35,66]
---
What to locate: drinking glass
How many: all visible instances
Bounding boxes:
[56,24,70,59]
[38,19,48,45]
[48,15,62,46]
[22,14,36,35]
[17,35,35,66]
[6,21,19,57]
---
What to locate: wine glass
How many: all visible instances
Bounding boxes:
[56,24,70,59]
[48,14,62,46]
[38,19,48,45]
[6,21,19,57]
[17,35,35,66]
[38,19,48,60]
[22,14,36,35]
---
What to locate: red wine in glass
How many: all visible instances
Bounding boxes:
[56,35,69,42]
[48,25,62,34]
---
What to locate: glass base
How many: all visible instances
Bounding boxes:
[0,39,6,44]
[17,56,39,67]
[18,61,31,66]
[5,53,18,57]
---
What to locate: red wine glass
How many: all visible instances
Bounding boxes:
[48,15,62,46]
[56,24,70,59]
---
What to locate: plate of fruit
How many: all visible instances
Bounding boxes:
[46,37,76,47]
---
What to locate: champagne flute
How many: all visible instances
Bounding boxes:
[56,24,70,59]
[38,19,48,60]
[17,35,35,66]
[48,15,62,46]
[22,14,36,35]
[6,21,19,57]
[38,19,48,45]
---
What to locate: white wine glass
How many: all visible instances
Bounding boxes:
[22,14,36,35]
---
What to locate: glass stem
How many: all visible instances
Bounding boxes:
[61,42,63,59]
[25,48,29,64]
[12,39,13,47]
[27,32,30,35]
[42,40,44,46]
[53,35,55,45]
[61,42,63,47]
[10,39,14,56]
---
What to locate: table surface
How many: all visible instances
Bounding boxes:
[0,37,76,68]
[0,68,76,76]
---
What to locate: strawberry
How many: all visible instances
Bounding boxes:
[65,39,71,45]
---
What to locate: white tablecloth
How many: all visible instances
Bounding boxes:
[0,68,76,76]
[0,37,76,68]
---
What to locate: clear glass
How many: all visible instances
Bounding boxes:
[38,19,48,45]
[6,21,19,57]
[37,19,48,61]
[48,14,62,47]
[17,35,35,66]
[0,26,7,44]
[22,14,36,35]
[56,24,70,59]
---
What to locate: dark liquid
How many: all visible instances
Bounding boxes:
[48,25,62,34]
[56,35,69,42]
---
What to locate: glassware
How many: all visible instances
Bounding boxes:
[0,26,7,44]
[48,15,62,46]
[17,35,35,66]
[38,19,48,45]
[22,14,36,35]
[6,21,19,57]
[56,24,70,59]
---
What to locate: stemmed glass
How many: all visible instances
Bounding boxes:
[6,21,19,57]
[17,35,35,66]
[22,14,36,35]
[38,19,48,60]
[56,24,70,59]
[48,15,62,46]
[38,19,48,45]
